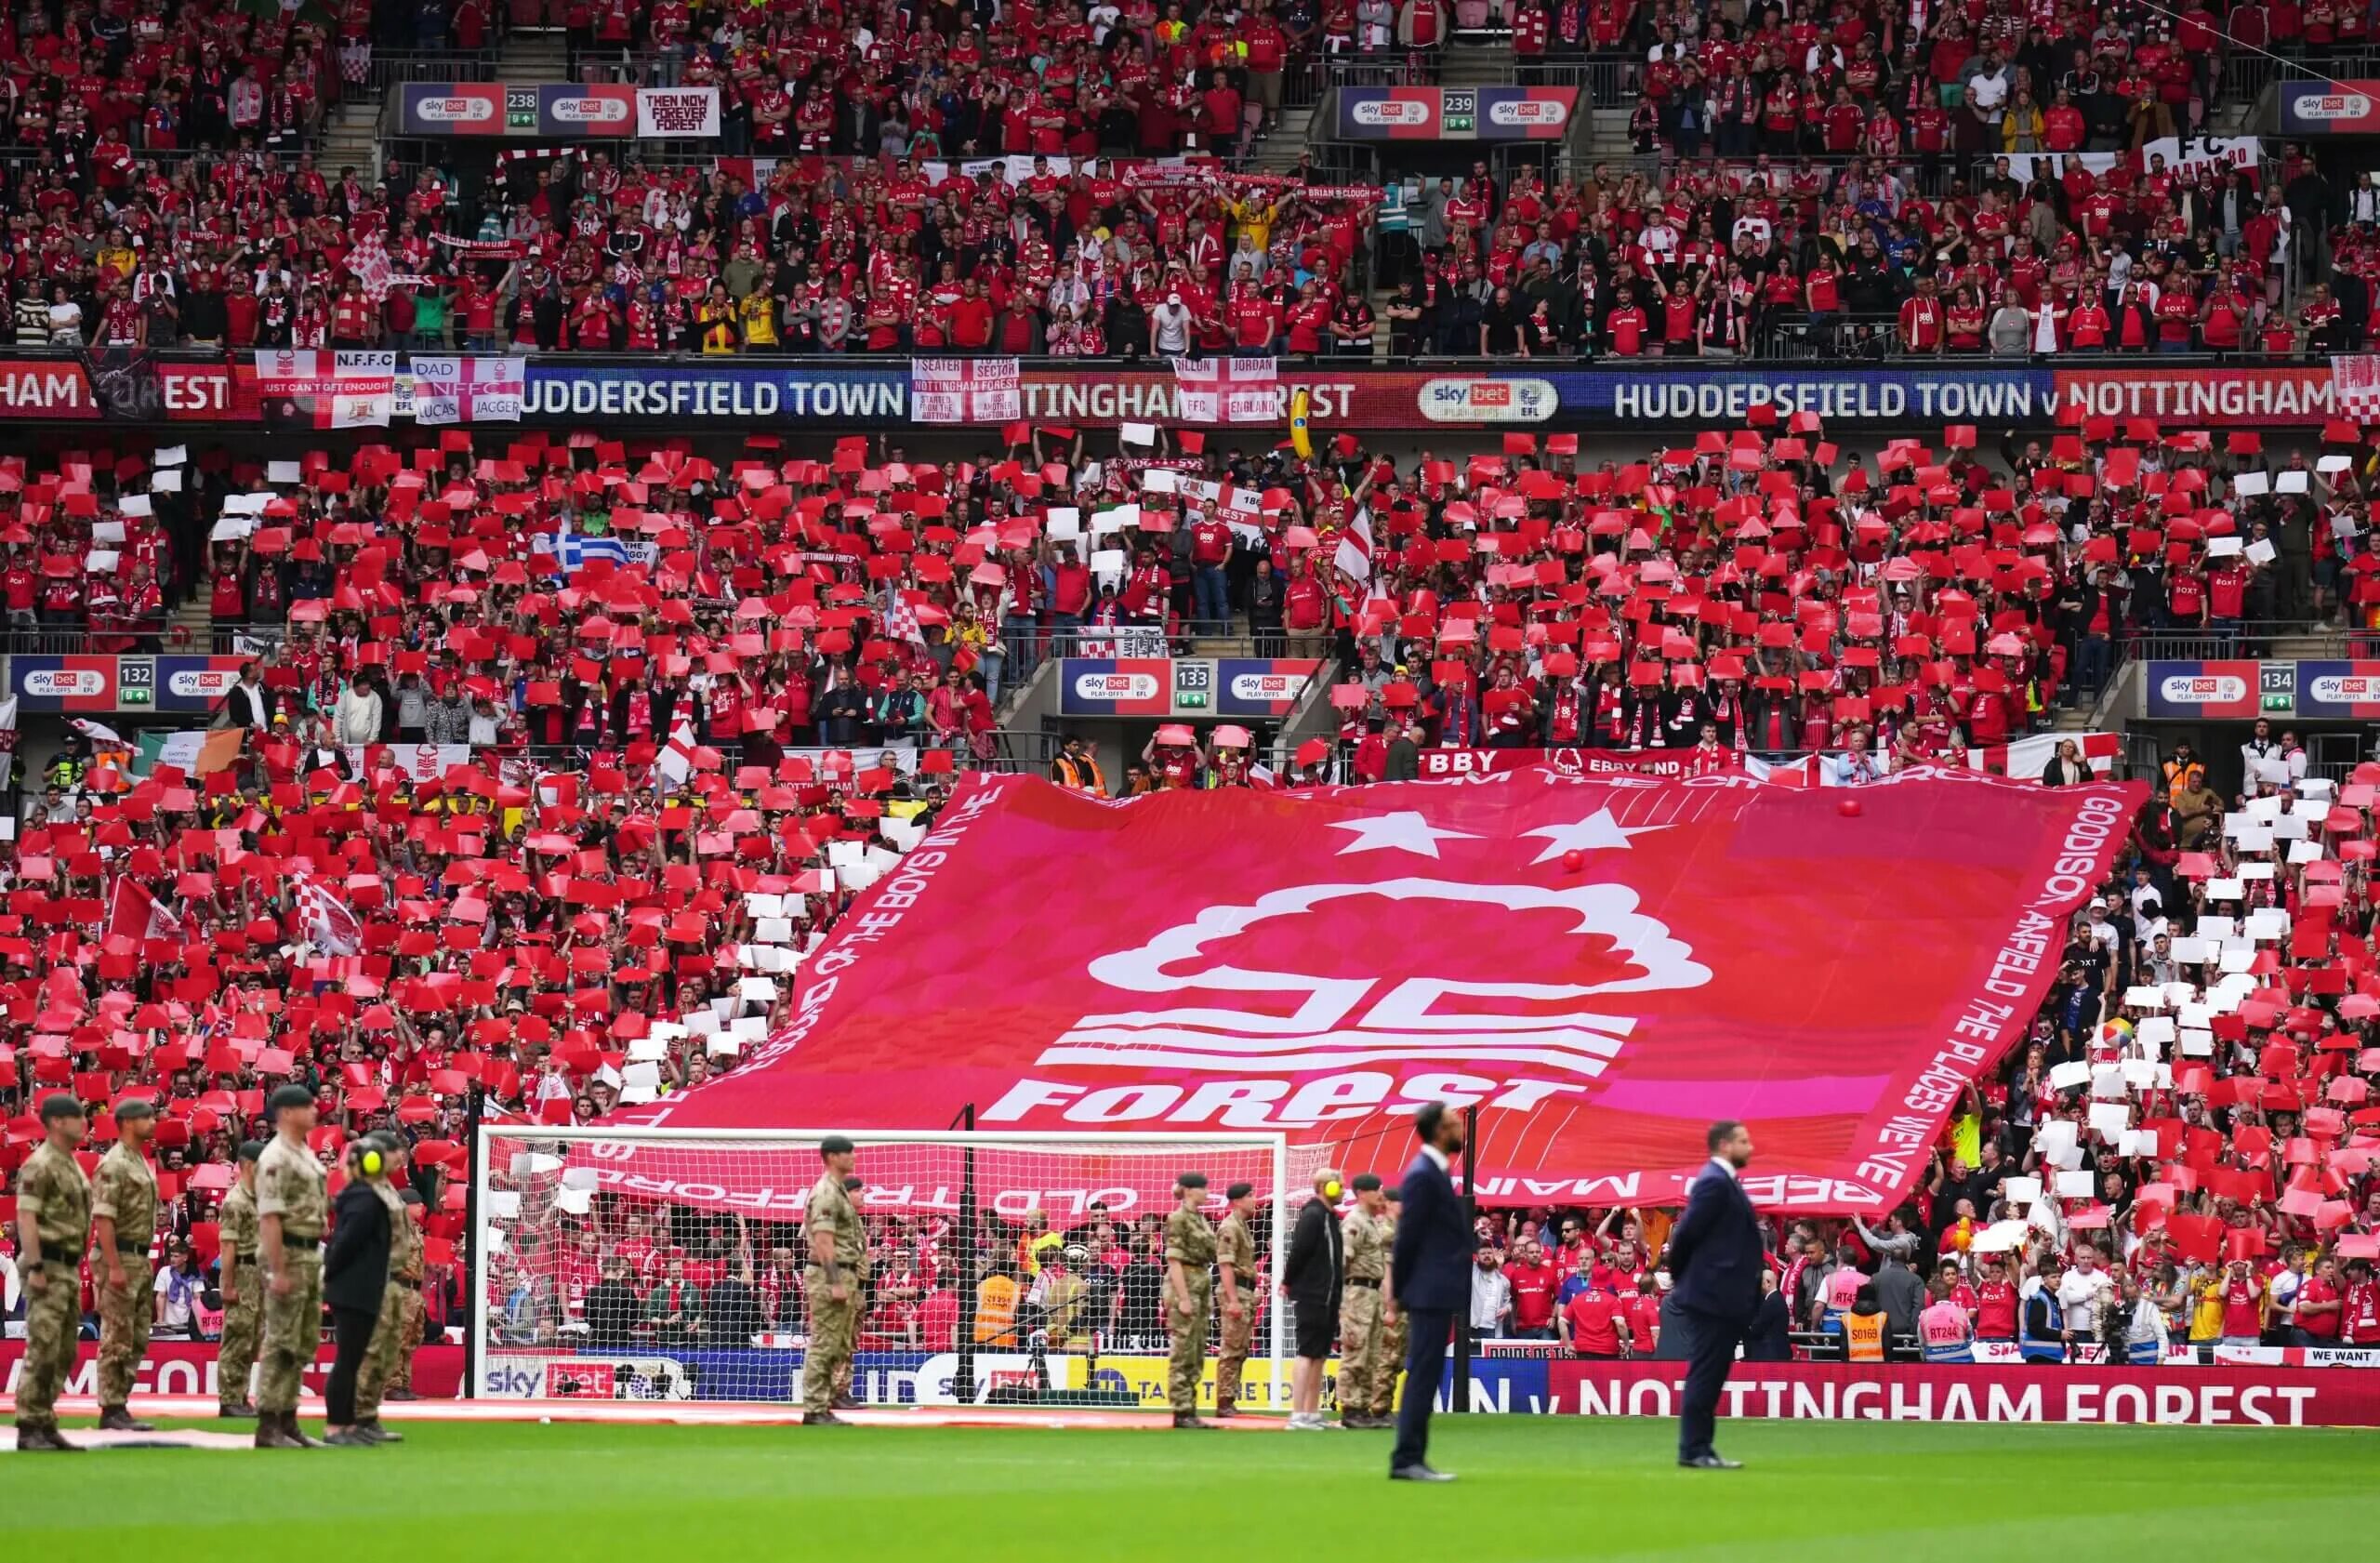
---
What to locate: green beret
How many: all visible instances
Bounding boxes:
[1351,1172,1382,1192]
[820,1134,855,1157]
[1176,1172,1208,1190]
[1383,1186,1402,1202]
[112,1098,157,1122]
[37,1093,85,1125]
[1225,1182,1253,1200]
[266,1084,315,1115]
[237,1140,267,1163]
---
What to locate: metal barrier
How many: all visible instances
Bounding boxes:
[366,50,500,96]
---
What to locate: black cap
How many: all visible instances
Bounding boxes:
[1351,1172,1382,1192]
[820,1134,855,1157]
[37,1093,84,1125]
[267,1084,315,1116]
[237,1140,267,1163]
[1226,1181,1253,1200]
[113,1097,157,1122]
[1176,1172,1208,1189]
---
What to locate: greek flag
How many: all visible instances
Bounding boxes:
[548,527,633,579]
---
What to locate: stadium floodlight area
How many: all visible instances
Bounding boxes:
[473,1127,1318,1411]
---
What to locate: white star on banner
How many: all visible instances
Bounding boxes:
[1327,811,1480,859]
[1519,808,1672,865]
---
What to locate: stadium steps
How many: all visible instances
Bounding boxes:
[1252,103,1318,175]
[318,98,379,184]
[161,599,214,656]
[498,35,574,85]
[1439,43,1517,86]
[2268,630,2349,658]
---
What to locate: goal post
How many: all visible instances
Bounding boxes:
[469,1126,1316,1413]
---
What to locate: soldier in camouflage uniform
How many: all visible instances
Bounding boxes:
[91,1098,161,1431]
[1211,1181,1260,1417]
[1369,1185,1407,1424]
[13,1095,90,1450]
[215,1141,266,1417]
[802,1135,864,1424]
[386,1188,428,1400]
[1337,1172,1393,1427]
[1163,1172,1217,1427]
[351,1133,416,1443]
[255,1084,329,1449]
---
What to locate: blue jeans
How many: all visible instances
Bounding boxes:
[1193,564,1229,630]
[2074,634,2110,703]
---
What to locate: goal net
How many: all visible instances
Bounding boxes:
[471,1127,1310,1412]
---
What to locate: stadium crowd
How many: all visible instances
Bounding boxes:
[0,402,2374,1374]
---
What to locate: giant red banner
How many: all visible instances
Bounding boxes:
[624,768,2140,1212]
[1547,1359,2380,1427]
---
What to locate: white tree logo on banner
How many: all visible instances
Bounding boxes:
[1044,873,1712,1078]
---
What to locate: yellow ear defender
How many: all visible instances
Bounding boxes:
[1323,1177,1343,1200]
[360,1147,384,1176]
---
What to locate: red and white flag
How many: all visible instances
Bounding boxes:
[410,355,526,425]
[1171,357,1279,424]
[106,879,187,947]
[658,721,701,788]
[910,357,1021,424]
[291,870,363,956]
[254,350,394,429]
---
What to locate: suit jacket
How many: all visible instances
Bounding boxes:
[1665,1161,1764,1324]
[323,1180,392,1314]
[1281,1196,1343,1305]
[1392,1151,1478,1313]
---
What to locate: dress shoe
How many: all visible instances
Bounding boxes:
[1389,1464,1455,1482]
[1678,1453,1743,1470]
[805,1411,849,1426]
[219,1399,258,1419]
[98,1407,156,1432]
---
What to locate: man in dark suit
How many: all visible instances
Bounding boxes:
[1664,1119,1764,1469]
[1278,1164,1344,1431]
[1388,1103,1476,1482]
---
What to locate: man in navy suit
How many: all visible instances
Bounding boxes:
[1663,1119,1764,1469]
[1388,1102,1477,1482]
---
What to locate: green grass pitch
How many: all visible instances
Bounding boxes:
[21,1417,2372,1558]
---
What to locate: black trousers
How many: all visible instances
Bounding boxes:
[1677,1306,1745,1461]
[1390,1307,1453,1472]
[324,1305,377,1424]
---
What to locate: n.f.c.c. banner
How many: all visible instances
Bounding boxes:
[621,770,2139,1213]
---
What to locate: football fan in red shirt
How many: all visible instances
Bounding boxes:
[1504,1239,1561,1339]
[1559,1278,1632,1359]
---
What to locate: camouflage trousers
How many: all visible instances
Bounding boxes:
[1214,1283,1258,1407]
[14,1260,80,1432]
[1167,1274,1212,1413]
[1372,1305,1408,1416]
[354,1279,415,1422]
[803,1265,858,1414]
[1337,1284,1384,1415]
[217,1260,261,1409]
[96,1253,154,1411]
[258,1250,324,1414]
[392,1286,425,1392]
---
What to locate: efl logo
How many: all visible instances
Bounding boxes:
[21,669,106,697]
[549,96,630,126]
[2290,92,2373,121]
[1488,99,1568,126]
[165,669,240,699]
[2157,674,2247,705]
[413,96,496,125]
[1076,673,1160,700]
[1352,99,1432,126]
[2308,675,2380,704]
